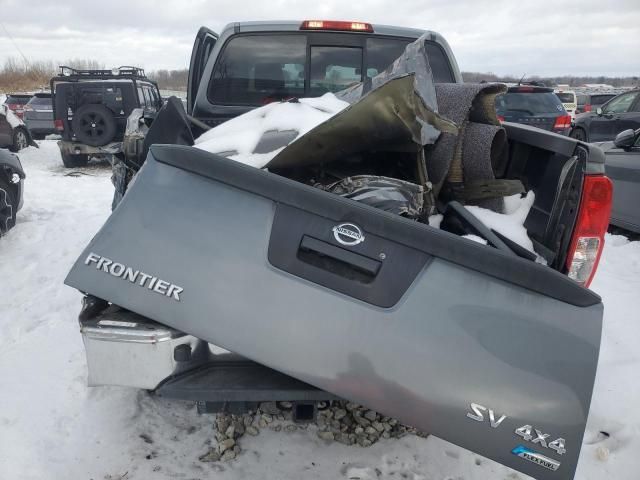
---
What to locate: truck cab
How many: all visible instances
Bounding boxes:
[188,21,462,127]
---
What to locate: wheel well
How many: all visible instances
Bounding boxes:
[572,126,587,140]
[0,169,19,201]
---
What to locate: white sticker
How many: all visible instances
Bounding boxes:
[98,320,138,328]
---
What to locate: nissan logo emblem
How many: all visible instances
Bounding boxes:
[332,223,365,246]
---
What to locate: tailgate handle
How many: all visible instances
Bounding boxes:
[298,235,381,279]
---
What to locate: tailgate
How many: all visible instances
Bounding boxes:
[65,145,602,479]
[26,109,53,121]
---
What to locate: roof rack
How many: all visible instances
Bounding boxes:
[57,65,147,79]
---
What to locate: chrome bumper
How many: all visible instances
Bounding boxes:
[80,310,199,390]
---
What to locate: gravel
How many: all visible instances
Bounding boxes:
[200,401,428,464]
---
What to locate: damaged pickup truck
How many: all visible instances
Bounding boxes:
[65,21,613,480]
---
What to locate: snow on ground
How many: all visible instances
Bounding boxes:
[1,142,639,479]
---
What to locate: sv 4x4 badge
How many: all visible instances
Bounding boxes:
[466,403,566,470]
[511,445,561,471]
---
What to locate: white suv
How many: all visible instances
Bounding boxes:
[555,89,577,120]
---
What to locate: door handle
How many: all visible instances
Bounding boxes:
[298,235,381,277]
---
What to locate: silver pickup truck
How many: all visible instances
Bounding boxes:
[65,21,613,480]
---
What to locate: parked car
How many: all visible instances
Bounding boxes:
[571,89,640,142]
[65,20,612,480]
[23,92,56,139]
[596,128,640,233]
[554,89,577,119]
[0,104,35,152]
[495,85,572,135]
[0,148,25,235]
[575,92,617,115]
[50,65,162,167]
[3,93,32,120]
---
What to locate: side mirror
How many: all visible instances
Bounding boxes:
[142,107,158,120]
[596,107,603,116]
[613,129,636,149]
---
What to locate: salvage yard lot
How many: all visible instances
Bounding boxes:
[1,141,639,479]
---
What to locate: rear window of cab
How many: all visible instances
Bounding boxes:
[496,92,565,116]
[555,92,576,103]
[5,95,31,105]
[207,33,454,106]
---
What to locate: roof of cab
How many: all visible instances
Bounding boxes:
[230,20,430,39]
[211,20,462,83]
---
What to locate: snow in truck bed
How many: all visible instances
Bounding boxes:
[0,142,638,479]
[194,93,349,167]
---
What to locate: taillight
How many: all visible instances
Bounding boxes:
[300,20,374,32]
[584,104,592,112]
[497,115,505,123]
[54,119,64,131]
[566,175,613,287]
[553,114,572,130]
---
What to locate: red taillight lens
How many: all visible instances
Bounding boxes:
[584,104,592,112]
[497,115,505,123]
[300,20,374,32]
[54,119,64,131]
[553,114,572,130]
[566,175,613,287]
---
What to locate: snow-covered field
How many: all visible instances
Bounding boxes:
[1,141,639,479]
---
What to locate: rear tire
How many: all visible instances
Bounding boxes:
[570,127,587,142]
[72,104,117,147]
[10,128,29,152]
[0,178,17,235]
[61,152,90,168]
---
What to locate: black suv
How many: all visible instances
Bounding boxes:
[51,66,162,167]
[571,89,640,143]
[495,84,571,135]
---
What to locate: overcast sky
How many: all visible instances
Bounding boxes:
[1,0,638,76]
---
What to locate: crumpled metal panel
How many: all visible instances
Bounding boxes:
[335,33,442,146]
[265,75,457,170]
[316,175,425,219]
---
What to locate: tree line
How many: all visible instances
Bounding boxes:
[1,56,637,93]
[461,71,639,88]
[0,57,188,93]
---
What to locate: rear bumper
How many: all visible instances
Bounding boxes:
[58,140,123,156]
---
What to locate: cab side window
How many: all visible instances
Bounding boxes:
[137,87,147,107]
[603,92,639,114]
[148,88,161,108]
